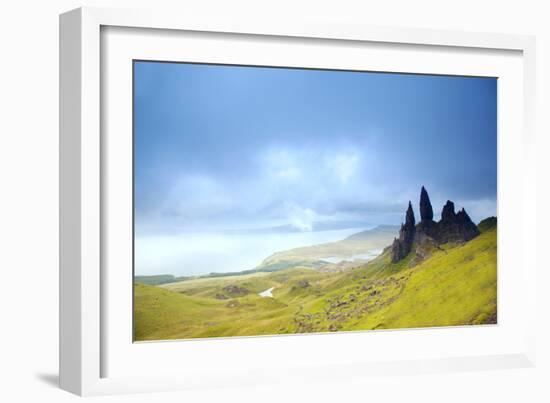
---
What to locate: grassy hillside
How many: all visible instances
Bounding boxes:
[478,216,497,233]
[134,225,496,341]
[135,274,190,285]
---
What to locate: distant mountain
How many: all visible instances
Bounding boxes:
[136,224,401,286]
[136,220,374,237]
[218,220,374,235]
[257,224,399,271]
[345,225,401,241]
[135,274,190,285]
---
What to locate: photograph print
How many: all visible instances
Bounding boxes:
[133,61,497,341]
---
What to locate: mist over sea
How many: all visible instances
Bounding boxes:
[135,226,369,277]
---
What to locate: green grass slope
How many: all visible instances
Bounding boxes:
[134,274,190,285]
[478,216,497,233]
[134,225,497,341]
[344,226,497,330]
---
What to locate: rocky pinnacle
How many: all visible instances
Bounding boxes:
[391,186,480,263]
[419,186,434,221]
[406,201,415,227]
[391,201,416,263]
[441,200,455,222]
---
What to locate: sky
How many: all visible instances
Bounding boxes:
[134,61,497,236]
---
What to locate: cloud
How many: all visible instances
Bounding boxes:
[136,141,495,234]
[261,148,302,181]
[162,175,235,218]
[282,201,317,232]
[324,151,360,185]
[135,63,497,235]
[140,141,402,232]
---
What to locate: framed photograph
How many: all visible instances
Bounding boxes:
[60,7,537,396]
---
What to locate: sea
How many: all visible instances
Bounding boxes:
[135,226,369,277]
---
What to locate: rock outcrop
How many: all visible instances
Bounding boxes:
[391,187,480,263]
[391,202,416,263]
[436,200,480,243]
[415,186,438,244]
[222,285,249,297]
[419,186,434,221]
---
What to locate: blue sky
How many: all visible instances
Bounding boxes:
[134,61,497,235]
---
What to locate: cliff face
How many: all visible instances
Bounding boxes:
[415,187,438,243]
[419,186,433,221]
[391,202,416,262]
[391,187,480,263]
[436,200,480,244]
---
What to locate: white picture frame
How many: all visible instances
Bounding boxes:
[59,6,537,396]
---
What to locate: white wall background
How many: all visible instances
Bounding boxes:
[0,0,548,401]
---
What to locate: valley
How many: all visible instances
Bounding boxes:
[134,217,497,341]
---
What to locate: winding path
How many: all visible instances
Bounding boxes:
[258,287,275,298]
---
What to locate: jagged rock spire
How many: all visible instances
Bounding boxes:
[456,207,474,226]
[391,200,416,263]
[419,186,433,221]
[406,201,415,227]
[441,200,455,222]
[391,186,482,264]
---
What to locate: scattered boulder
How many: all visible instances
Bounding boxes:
[226,300,240,308]
[222,285,249,297]
[291,279,311,293]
